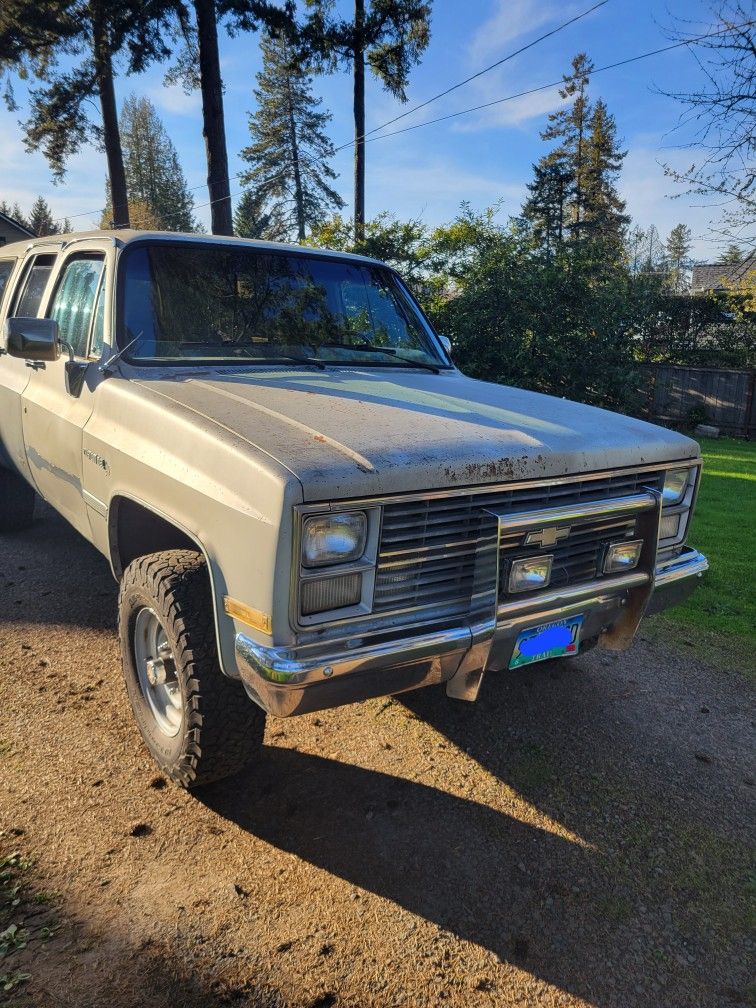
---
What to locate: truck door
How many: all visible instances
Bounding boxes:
[21,249,107,538]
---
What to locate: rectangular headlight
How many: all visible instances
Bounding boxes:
[302,512,367,568]
[604,539,643,574]
[662,468,691,505]
[508,555,553,593]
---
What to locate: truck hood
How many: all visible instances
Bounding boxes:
[135,367,699,501]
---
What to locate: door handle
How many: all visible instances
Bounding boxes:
[25,360,46,370]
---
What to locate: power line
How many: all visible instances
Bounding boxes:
[54,3,609,225]
[353,23,756,148]
[55,20,754,226]
[335,0,610,152]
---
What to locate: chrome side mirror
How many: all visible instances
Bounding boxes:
[4,317,61,362]
[438,334,452,358]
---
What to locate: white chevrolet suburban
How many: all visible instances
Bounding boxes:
[0,231,708,786]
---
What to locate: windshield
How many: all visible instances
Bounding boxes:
[120,242,448,368]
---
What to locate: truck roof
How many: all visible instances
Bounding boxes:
[0,229,387,268]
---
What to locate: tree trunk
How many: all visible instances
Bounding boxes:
[285,78,306,241]
[353,0,366,243]
[92,4,129,229]
[194,0,233,235]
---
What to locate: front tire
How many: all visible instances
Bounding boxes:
[0,467,36,532]
[118,549,265,788]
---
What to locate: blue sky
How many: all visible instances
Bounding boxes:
[0,0,731,259]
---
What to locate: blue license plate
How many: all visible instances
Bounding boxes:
[509,614,583,669]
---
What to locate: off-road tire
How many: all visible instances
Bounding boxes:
[118,549,265,788]
[0,467,36,532]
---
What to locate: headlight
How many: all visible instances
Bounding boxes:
[508,555,553,593]
[662,468,691,505]
[302,512,367,568]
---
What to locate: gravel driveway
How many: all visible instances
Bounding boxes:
[1,506,753,1008]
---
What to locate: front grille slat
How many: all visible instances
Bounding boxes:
[372,471,664,620]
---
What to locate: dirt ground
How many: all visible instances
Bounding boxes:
[1,505,754,1008]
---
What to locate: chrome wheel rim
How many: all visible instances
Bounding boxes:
[133,607,182,738]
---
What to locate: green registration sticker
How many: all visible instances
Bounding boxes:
[509,614,584,669]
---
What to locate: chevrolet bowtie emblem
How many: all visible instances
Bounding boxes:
[525,526,570,548]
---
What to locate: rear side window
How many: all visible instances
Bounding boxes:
[0,260,15,302]
[11,254,57,318]
[47,254,105,358]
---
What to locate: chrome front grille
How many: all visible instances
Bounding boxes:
[373,470,665,621]
[499,513,638,594]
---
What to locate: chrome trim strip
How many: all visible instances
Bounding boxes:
[495,492,656,532]
[654,548,709,587]
[296,459,701,511]
[496,570,650,618]
[82,488,107,516]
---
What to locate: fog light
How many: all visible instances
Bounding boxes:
[508,555,553,593]
[659,514,681,540]
[604,539,643,574]
[301,573,362,616]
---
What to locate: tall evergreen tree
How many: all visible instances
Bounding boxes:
[239,33,344,241]
[1,0,176,229]
[110,94,198,231]
[303,0,431,242]
[541,53,594,243]
[233,189,286,240]
[526,55,628,256]
[665,223,692,292]
[169,1,296,236]
[0,201,29,229]
[522,161,572,258]
[582,98,629,246]
[28,195,60,236]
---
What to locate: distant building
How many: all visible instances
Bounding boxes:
[691,255,755,295]
[0,210,34,247]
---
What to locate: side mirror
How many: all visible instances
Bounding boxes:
[4,317,61,362]
[438,334,452,358]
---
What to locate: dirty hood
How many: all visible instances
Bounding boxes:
[137,367,699,501]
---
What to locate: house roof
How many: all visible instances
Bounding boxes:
[0,210,34,237]
[691,254,755,293]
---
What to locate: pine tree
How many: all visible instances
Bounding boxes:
[582,99,629,247]
[115,95,198,232]
[239,33,344,241]
[527,55,628,256]
[541,53,594,243]
[233,189,286,240]
[522,161,572,257]
[0,201,29,229]
[1,0,176,229]
[665,223,692,292]
[303,0,432,241]
[28,195,60,236]
[721,244,743,265]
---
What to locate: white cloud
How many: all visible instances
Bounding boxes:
[367,155,525,222]
[147,83,202,116]
[0,109,106,227]
[454,83,565,131]
[468,0,564,64]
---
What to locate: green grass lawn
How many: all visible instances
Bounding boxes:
[658,436,755,656]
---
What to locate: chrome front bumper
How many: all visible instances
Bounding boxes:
[236,545,708,718]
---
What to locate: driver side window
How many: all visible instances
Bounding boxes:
[47,254,105,358]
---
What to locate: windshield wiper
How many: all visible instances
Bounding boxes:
[318,342,440,374]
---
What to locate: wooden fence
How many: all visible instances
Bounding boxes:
[637,365,756,438]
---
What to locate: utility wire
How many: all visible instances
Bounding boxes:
[55,20,754,226]
[353,23,756,148]
[336,0,610,150]
[52,2,608,225]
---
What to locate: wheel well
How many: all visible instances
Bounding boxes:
[109,497,199,580]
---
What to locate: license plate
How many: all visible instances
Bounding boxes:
[509,614,584,669]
